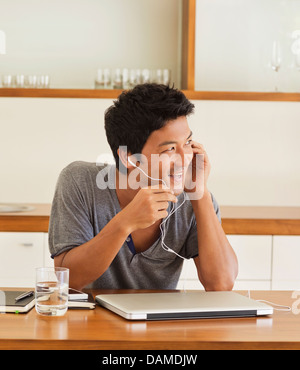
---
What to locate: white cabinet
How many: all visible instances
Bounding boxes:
[228,235,272,290]
[2,232,300,290]
[177,259,204,290]
[0,232,52,287]
[177,235,273,290]
[272,236,300,290]
[43,233,54,268]
[177,235,300,291]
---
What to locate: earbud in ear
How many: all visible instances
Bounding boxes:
[128,157,136,167]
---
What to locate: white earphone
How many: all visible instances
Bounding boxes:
[128,157,167,187]
[127,156,187,260]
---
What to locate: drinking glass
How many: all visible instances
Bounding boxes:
[141,69,150,83]
[1,75,12,87]
[25,75,37,88]
[35,267,69,316]
[129,69,137,87]
[36,75,50,88]
[103,68,111,88]
[95,69,104,89]
[163,69,171,85]
[95,69,112,89]
[122,68,130,89]
[135,69,142,85]
[113,68,122,89]
[15,74,25,88]
[153,69,163,84]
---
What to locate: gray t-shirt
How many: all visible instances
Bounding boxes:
[48,161,221,289]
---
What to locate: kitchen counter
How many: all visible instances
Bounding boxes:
[220,206,300,235]
[0,204,51,232]
[0,204,299,235]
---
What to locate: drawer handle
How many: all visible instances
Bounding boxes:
[21,243,34,247]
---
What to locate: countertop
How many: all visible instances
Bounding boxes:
[0,203,300,235]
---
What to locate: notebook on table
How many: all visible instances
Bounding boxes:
[0,290,35,313]
[95,291,273,321]
[68,291,95,310]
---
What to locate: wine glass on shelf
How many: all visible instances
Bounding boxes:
[271,40,282,92]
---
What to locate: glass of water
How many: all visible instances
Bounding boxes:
[35,267,69,316]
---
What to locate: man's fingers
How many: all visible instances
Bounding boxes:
[156,201,170,211]
[141,184,173,194]
[155,192,178,203]
[191,141,206,154]
[156,209,169,219]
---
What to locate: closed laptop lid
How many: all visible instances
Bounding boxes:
[96,291,273,321]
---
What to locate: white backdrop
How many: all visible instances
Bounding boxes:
[1,97,299,206]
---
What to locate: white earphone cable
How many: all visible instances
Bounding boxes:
[129,158,187,260]
[128,158,167,187]
[159,192,188,261]
[247,290,291,312]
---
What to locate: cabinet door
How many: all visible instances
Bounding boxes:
[227,235,272,290]
[43,233,54,268]
[272,236,300,290]
[177,235,273,290]
[177,259,204,290]
[0,232,44,287]
[233,280,271,290]
[227,235,272,281]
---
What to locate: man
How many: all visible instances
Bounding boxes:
[49,84,238,291]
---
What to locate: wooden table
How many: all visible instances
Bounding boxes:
[0,290,299,350]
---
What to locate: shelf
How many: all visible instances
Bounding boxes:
[0,88,300,101]
[185,91,300,102]
[1,1,299,103]
[0,88,124,99]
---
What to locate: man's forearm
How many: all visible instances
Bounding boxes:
[55,186,177,290]
[191,191,238,291]
[56,211,131,290]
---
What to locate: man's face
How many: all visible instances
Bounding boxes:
[137,116,194,195]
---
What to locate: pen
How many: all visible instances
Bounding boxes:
[15,291,34,302]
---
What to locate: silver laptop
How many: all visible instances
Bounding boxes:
[96,291,273,321]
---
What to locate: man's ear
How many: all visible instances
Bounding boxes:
[117,147,133,169]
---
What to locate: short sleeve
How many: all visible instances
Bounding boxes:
[48,165,94,258]
[211,192,222,223]
[184,192,222,259]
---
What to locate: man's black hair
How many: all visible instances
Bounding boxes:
[104,83,195,172]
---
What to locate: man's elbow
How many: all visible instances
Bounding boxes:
[204,260,239,291]
[203,276,236,292]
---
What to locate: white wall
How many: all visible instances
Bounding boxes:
[0,97,299,206]
[189,100,300,206]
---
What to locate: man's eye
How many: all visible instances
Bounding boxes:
[185,140,192,146]
[164,147,175,153]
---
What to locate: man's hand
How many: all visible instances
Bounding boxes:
[120,185,178,231]
[184,141,211,200]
